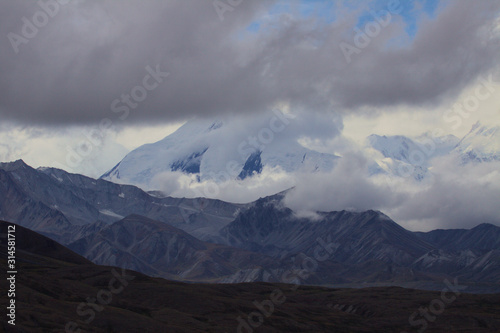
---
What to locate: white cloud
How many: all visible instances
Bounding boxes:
[0,123,128,178]
[385,155,500,231]
[153,165,295,204]
[283,150,500,231]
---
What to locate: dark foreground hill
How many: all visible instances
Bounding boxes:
[1,220,500,333]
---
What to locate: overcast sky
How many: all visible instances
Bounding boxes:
[2,0,500,123]
[1,0,499,230]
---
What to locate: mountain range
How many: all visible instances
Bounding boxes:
[1,160,499,292]
[101,119,500,191]
[367,122,500,181]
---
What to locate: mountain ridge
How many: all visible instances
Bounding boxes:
[1,160,499,292]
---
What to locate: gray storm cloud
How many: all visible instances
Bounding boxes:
[0,0,499,125]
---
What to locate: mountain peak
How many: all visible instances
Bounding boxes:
[454,122,500,163]
[101,115,339,190]
[471,222,500,232]
[0,159,30,171]
[471,120,482,131]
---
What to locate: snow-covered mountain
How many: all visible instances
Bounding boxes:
[453,122,500,163]
[102,115,339,189]
[367,133,459,180]
[101,117,499,191]
[367,122,500,181]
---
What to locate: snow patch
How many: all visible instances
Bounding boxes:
[99,210,124,219]
[51,174,63,182]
